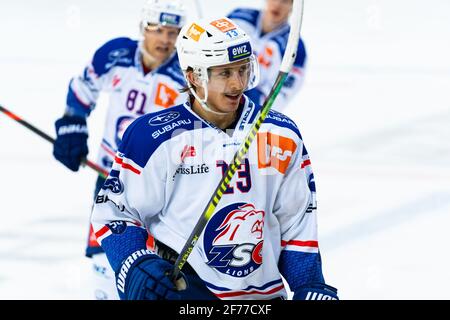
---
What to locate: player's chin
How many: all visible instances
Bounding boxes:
[154,48,171,61]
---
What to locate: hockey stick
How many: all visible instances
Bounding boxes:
[193,0,203,19]
[172,0,305,279]
[0,104,109,178]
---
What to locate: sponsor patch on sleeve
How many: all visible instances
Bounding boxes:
[257,132,297,174]
[154,83,179,108]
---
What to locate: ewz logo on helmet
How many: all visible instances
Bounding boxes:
[228,42,252,62]
[159,12,181,26]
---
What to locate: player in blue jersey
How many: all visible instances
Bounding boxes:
[52,0,188,299]
[227,0,307,111]
[90,16,338,300]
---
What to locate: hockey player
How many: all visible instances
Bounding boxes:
[52,0,188,299]
[91,17,338,300]
[227,0,307,112]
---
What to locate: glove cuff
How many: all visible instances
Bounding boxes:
[293,282,339,300]
[116,249,158,296]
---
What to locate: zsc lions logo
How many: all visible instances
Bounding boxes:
[203,203,264,278]
[101,177,124,194]
[148,111,180,126]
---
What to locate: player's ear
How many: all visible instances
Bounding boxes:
[186,71,201,89]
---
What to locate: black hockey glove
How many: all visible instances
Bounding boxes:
[293,283,339,300]
[53,115,88,171]
[116,249,187,300]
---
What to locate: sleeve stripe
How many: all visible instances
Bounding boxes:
[69,85,91,109]
[114,156,142,175]
[281,240,318,248]
[94,225,111,239]
[292,66,304,75]
[121,163,141,175]
[94,221,145,244]
[301,159,311,169]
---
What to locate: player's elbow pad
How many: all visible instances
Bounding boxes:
[293,283,339,300]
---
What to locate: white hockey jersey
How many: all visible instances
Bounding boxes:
[66,37,188,172]
[227,8,307,112]
[91,96,320,300]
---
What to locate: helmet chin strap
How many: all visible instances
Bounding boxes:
[188,80,233,116]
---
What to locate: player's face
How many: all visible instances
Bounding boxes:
[265,0,293,25]
[203,60,251,113]
[143,24,180,63]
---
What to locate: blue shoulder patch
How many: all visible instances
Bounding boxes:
[118,105,207,168]
[294,38,307,67]
[272,30,307,68]
[92,37,137,77]
[157,53,186,87]
[264,109,302,140]
[227,8,260,27]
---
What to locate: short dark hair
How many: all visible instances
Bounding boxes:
[179,67,195,95]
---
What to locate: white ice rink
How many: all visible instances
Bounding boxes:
[0,0,449,299]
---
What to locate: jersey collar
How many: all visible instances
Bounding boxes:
[183,95,258,139]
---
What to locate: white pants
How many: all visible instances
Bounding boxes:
[91,252,119,300]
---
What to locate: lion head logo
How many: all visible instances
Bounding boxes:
[213,204,264,245]
[204,202,265,277]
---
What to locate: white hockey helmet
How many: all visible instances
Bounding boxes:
[140,0,186,31]
[177,17,260,113]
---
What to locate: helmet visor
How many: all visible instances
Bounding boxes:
[205,55,260,95]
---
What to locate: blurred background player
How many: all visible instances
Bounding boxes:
[52,0,188,299]
[91,16,338,300]
[227,0,307,112]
